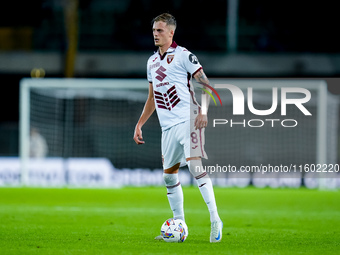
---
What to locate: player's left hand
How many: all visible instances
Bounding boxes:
[194,113,208,130]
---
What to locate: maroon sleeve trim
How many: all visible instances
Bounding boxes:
[192,67,203,77]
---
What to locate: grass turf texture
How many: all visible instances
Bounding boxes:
[0,187,339,255]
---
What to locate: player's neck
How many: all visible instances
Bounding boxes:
[158,41,172,56]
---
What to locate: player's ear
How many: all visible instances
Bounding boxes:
[170,29,174,36]
[169,26,175,36]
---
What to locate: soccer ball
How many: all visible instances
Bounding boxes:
[160,218,188,243]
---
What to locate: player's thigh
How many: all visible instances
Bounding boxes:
[162,125,185,170]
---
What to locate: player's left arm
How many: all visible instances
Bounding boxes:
[193,69,211,129]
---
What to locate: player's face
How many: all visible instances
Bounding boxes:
[152,21,173,47]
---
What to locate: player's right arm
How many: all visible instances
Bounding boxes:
[133,82,155,145]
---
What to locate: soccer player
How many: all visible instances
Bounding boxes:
[133,13,222,243]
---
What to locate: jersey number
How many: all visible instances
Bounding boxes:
[191,132,198,144]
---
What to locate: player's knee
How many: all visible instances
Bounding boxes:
[187,159,205,178]
[163,173,179,186]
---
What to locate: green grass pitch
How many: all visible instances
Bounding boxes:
[0,186,339,254]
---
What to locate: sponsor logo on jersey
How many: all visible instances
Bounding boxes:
[156,82,169,88]
[149,61,160,70]
[155,66,167,82]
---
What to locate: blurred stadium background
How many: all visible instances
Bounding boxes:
[0,0,340,187]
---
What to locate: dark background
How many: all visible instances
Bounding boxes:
[0,0,339,156]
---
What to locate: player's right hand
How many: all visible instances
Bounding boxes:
[133,126,145,145]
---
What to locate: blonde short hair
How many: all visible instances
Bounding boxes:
[152,13,177,31]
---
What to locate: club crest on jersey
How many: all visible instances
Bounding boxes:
[167,55,174,64]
